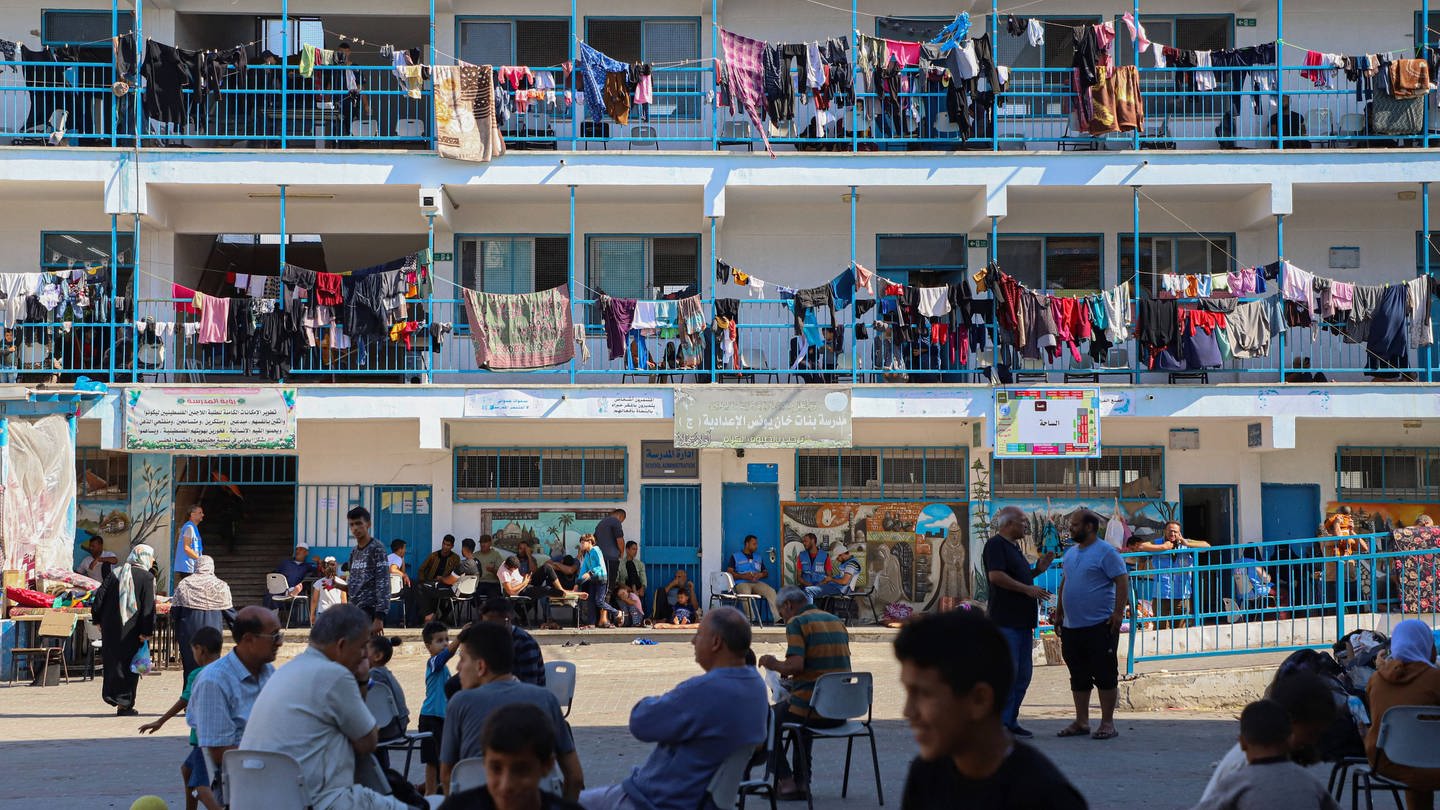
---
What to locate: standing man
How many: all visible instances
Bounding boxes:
[758,586,851,801]
[76,535,106,579]
[794,533,831,591]
[595,508,627,601]
[473,534,507,603]
[387,539,413,626]
[175,503,205,582]
[983,505,1054,739]
[1055,509,1129,742]
[895,610,1087,809]
[1132,521,1210,629]
[189,606,284,785]
[802,545,861,604]
[341,506,389,634]
[580,607,769,810]
[418,535,460,623]
[729,534,780,624]
[240,604,408,809]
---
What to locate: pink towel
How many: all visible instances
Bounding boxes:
[883,39,920,67]
[197,294,230,344]
[634,73,653,104]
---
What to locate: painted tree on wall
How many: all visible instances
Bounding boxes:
[970,460,991,603]
[129,460,170,548]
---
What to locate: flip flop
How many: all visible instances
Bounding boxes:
[1091,728,1120,740]
[1056,724,1091,738]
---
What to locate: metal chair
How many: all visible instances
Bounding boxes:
[265,573,309,629]
[739,706,779,810]
[1353,705,1440,808]
[709,571,763,625]
[629,124,660,149]
[223,750,307,810]
[388,573,407,626]
[547,595,584,628]
[818,585,880,627]
[545,660,577,718]
[442,575,479,626]
[718,119,755,151]
[9,611,76,685]
[449,757,488,795]
[779,672,883,810]
[366,679,431,780]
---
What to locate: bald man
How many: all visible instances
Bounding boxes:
[983,505,1054,738]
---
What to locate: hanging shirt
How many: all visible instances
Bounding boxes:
[1194,50,1216,91]
[916,286,952,317]
[1280,262,1315,318]
[632,301,660,330]
[197,294,231,344]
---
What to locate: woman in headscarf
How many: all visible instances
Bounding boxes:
[91,544,156,715]
[1367,618,1440,809]
[170,555,234,677]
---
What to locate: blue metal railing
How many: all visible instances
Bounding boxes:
[1057,532,1440,675]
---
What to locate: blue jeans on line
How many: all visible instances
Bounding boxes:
[997,625,1035,730]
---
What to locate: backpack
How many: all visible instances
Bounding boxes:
[1273,648,1366,761]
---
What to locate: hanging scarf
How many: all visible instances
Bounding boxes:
[718,27,773,156]
[172,555,234,611]
[117,544,155,626]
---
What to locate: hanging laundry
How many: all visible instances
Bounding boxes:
[853,263,875,294]
[432,64,505,164]
[916,286,951,317]
[1028,18,1045,48]
[1193,51,1216,92]
[1101,283,1132,343]
[632,301,660,330]
[1408,276,1433,348]
[718,27,772,155]
[1087,65,1143,135]
[577,41,627,123]
[462,286,574,370]
[173,283,201,316]
[1367,285,1409,373]
[398,65,425,100]
[1121,13,1150,52]
[600,296,636,360]
[1280,261,1316,319]
[197,294,230,344]
[602,71,631,124]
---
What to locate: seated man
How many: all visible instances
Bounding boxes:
[657,569,699,623]
[549,545,580,591]
[441,621,584,800]
[618,541,648,609]
[580,607,768,810]
[1270,99,1311,149]
[76,535,106,580]
[439,703,583,810]
[1233,548,1275,605]
[240,604,409,809]
[500,557,581,626]
[802,545,861,603]
[270,543,318,609]
[418,535,461,623]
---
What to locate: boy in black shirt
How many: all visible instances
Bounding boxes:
[895,610,1087,810]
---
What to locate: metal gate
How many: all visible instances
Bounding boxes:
[641,484,703,602]
[295,484,431,570]
[373,486,434,579]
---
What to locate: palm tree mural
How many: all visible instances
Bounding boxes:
[555,513,576,554]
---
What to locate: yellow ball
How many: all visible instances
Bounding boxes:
[131,797,169,810]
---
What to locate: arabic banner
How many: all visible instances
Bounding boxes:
[993,388,1101,458]
[673,386,852,449]
[125,387,298,451]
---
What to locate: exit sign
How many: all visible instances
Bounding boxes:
[1237,18,1257,26]
[432,252,454,262]
[968,239,988,248]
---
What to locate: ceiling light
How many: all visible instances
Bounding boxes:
[246,192,336,200]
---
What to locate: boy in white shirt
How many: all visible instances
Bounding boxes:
[311,556,348,624]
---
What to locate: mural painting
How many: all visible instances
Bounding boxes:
[1326,502,1440,535]
[74,455,173,579]
[482,510,609,558]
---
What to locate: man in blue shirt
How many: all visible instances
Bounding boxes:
[580,606,769,810]
[174,503,204,580]
[269,543,318,609]
[1055,509,1130,741]
[189,606,283,779]
[728,534,781,624]
[802,545,861,603]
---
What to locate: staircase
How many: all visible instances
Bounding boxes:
[204,486,298,608]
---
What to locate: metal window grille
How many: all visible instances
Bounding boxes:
[77,449,129,498]
[173,455,297,485]
[455,447,626,502]
[992,447,1164,499]
[796,447,968,501]
[1337,447,1440,503]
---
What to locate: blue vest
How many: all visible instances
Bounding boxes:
[797,549,829,585]
[732,551,763,577]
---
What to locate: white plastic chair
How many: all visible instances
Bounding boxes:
[266,572,309,628]
[449,757,487,794]
[389,573,407,625]
[442,575,479,626]
[739,706,779,810]
[1337,112,1366,144]
[709,744,760,810]
[1353,706,1440,804]
[780,672,882,810]
[709,571,762,625]
[350,119,379,138]
[366,679,430,779]
[223,750,307,810]
[395,119,425,138]
[545,660,576,718]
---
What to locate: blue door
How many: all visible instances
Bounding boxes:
[1261,483,1320,555]
[721,483,781,591]
[372,486,434,581]
[641,484,702,607]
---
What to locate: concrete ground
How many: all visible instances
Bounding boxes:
[0,633,1262,810]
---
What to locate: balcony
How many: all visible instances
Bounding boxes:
[3,59,1434,152]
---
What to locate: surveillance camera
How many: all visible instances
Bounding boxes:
[418,188,441,214]
[559,158,566,166]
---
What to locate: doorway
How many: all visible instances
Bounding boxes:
[721,483,781,591]
[172,455,297,606]
[1179,484,1238,620]
[640,484,703,601]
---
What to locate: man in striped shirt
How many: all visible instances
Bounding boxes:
[759,586,852,801]
[802,544,863,603]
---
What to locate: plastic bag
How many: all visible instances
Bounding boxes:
[130,641,154,675]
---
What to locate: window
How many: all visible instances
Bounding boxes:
[584,18,700,118]
[797,447,968,501]
[258,17,324,57]
[1418,12,1440,50]
[875,16,951,41]
[455,447,626,501]
[1119,234,1235,294]
[458,236,568,294]
[876,234,969,288]
[458,18,570,67]
[43,232,135,294]
[587,236,700,300]
[988,14,1101,110]
[992,447,1164,499]
[41,10,134,46]
[1120,15,1233,67]
[77,449,129,498]
[997,235,1102,291]
[1337,447,1440,502]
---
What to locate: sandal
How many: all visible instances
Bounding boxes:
[1056,724,1091,738]
[1091,728,1120,740]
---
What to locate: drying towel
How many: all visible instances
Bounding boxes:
[433,64,506,163]
[198,294,230,344]
[462,286,574,369]
[313,272,344,307]
[718,27,773,155]
[1121,13,1150,52]
[916,286,951,317]
[173,283,200,315]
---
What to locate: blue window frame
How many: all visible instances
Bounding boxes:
[795,447,969,502]
[1119,233,1236,295]
[454,446,627,502]
[991,446,1164,500]
[456,16,571,67]
[585,234,700,301]
[997,234,1103,291]
[874,234,968,287]
[584,17,701,118]
[42,231,135,293]
[456,234,569,294]
[41,10,134,46]
[1337,447,1440,503]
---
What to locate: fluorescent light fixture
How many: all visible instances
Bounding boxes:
[246,192,335,199]
[60,235,83,244]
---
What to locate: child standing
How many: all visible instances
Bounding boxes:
[419,621,458,796]
[311,556,347,624]
[138,625,224,810]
